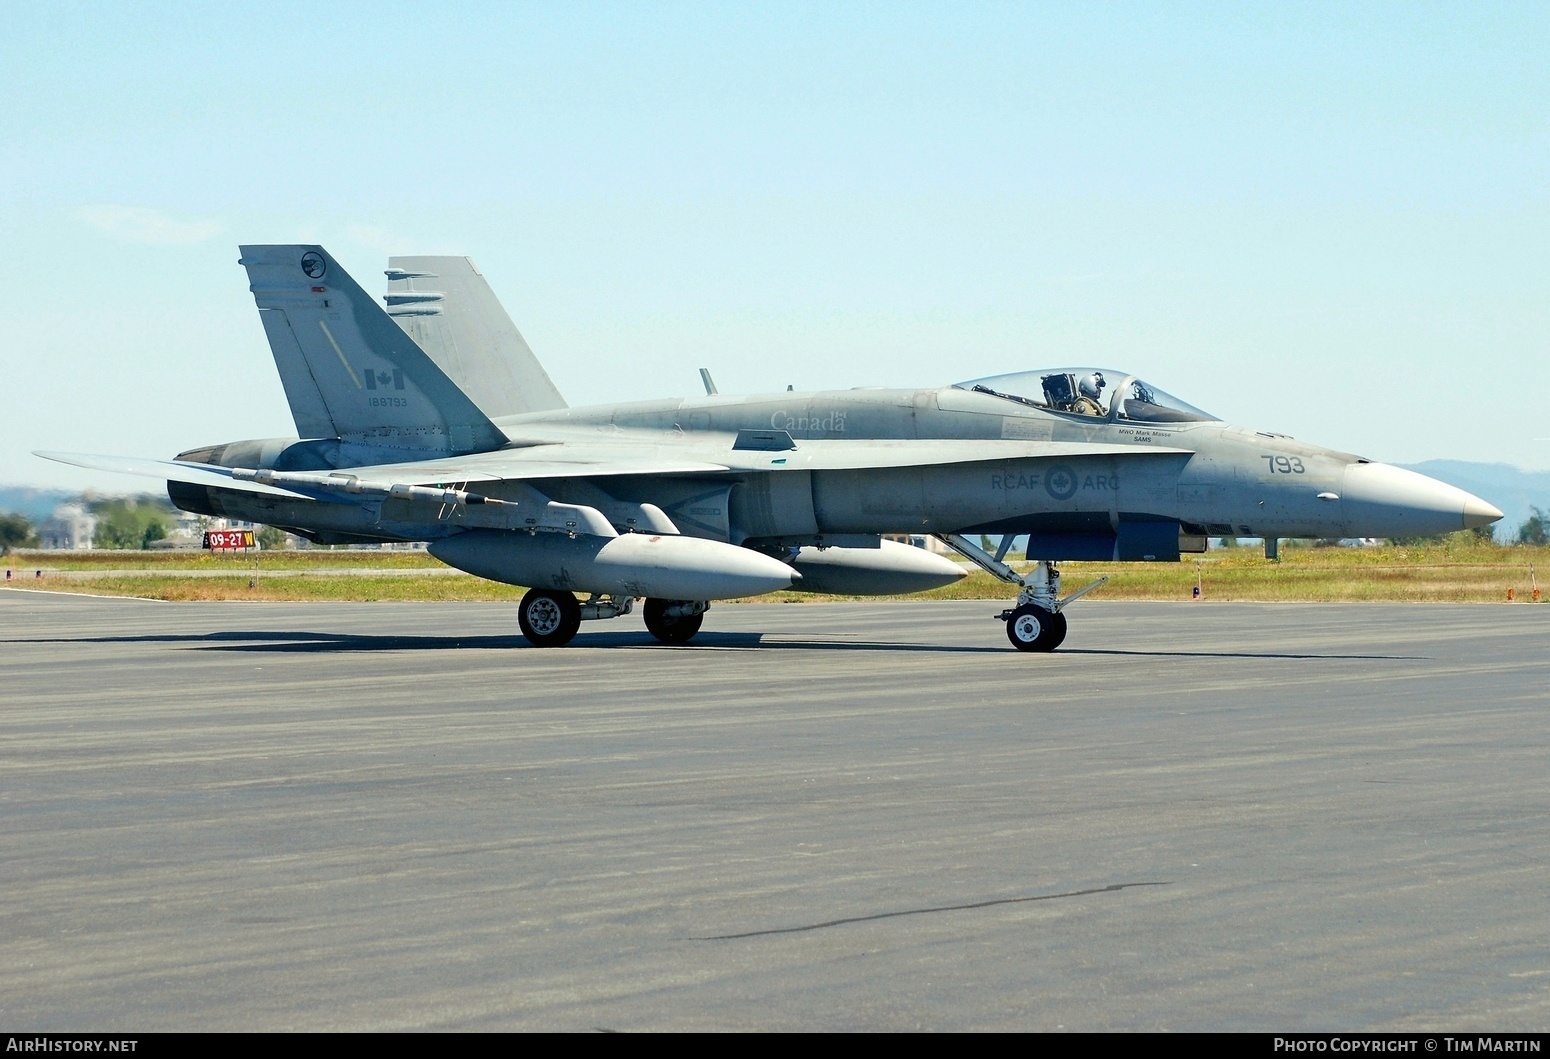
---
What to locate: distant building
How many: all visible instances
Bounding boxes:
[36,503,96,550]
[889,533,957,557]
[150,511,273,550]
[146,511,210,550]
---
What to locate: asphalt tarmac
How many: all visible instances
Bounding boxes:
[2,591,1547,1031]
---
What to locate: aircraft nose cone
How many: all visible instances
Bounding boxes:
[1341,463,1503,538]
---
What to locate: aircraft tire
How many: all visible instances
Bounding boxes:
[643,598,704,645]
[1006,604,1066,652]
[1043,610,1068,650]
[518,588,582,647]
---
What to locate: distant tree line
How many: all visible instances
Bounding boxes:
[1302,509,1547,548]
[2,502,1546,553]
[0,514,36,554]
[89,498,174,550]
[256,524,289,549]
[1521,507,1548,546]
[1215,512,1550,551]
[1388,525,1497,547]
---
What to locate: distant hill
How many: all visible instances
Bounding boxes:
[0,487,78,522]
[1400,461,1550,541]
[0,486,171,523]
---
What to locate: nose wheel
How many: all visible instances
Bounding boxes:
[518,588,582,647]
[1005,604,1067,652]
[935,535,1107,653]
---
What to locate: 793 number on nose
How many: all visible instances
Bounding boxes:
[1262,455,1305,474]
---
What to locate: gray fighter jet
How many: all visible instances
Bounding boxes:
[41,245,1503,651]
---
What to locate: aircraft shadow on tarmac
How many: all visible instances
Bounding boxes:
[7,629,987,654]
[6,629,1422,659]
[1060,648,1426,660]
[695,880,1173,941]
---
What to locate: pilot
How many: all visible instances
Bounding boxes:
[1069,372,1107,416]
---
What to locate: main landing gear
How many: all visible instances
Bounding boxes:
[517,588,582,647]
[643,599,707,644]
[516,589,707,647]
[936,535,1108,653]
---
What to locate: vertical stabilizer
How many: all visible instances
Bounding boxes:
[385,257,567,418]
[240,245,507,455]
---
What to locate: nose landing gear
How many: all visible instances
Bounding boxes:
[1005,602,1068,652]
[937,535,1107,653]
[999,559,1072,652]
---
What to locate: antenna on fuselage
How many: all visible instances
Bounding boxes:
[699,369,718,396]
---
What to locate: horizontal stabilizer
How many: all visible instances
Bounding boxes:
[35,451,318,500]
[34,452,634,538]
[33,447,731,497]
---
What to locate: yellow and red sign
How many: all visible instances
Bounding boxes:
[203,529,256,551]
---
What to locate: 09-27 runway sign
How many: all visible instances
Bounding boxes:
[203,530,255,551]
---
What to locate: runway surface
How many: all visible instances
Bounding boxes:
[2,591,1547,1031]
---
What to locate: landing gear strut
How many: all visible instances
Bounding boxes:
[643,598,707,644]
[936,535,1108,653]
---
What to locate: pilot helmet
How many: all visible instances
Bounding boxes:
[1078,372,1107,400]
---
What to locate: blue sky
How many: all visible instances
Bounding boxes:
[2,1,1546,490]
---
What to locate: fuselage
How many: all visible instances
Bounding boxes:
[170,383,1499,556]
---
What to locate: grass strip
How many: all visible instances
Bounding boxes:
[8,539,1544,605]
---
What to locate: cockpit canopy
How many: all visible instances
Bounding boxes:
[953,367,1218,424]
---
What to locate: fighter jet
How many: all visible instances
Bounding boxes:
[40,245,1503,651]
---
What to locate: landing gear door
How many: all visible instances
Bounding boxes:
[651,481,734,542]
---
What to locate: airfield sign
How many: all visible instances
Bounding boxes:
[203,529,255,551]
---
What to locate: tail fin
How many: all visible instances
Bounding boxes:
[240,245,507,454]
[384,256,566,418]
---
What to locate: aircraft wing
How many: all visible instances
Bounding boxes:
[334,447,731,483]
[429,435,1194,475]
[303,436,1192,483]
[39,437,1190,500]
